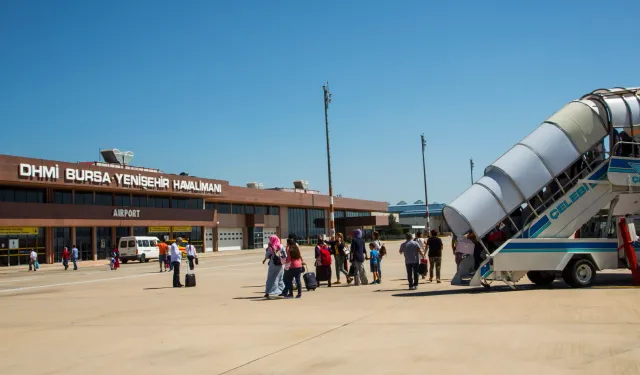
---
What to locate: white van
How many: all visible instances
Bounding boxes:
[118,236,160,263]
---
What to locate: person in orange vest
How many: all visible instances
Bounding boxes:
[158,240,169,272]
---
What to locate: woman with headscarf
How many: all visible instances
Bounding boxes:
[330,233,351,284]
[349,229,369,286]
[262,235,286,299]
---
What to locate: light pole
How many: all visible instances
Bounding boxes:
[323,82,335,238]
[421,134,431,234]
[470,158,474,186]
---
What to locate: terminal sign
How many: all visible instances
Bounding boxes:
[18,163,222,194]
[113,209,141,218]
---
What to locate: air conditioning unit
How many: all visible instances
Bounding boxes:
[247,182,263,189]
[293,180,309,190]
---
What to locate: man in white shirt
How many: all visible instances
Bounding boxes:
[186,240,197,271]
[170,237,183,288]
[415,232,427,279]
[29,249,38,271]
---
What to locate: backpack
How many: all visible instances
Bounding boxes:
[380,245,387,257]
[268,246,282,266]
[320,248,332,266]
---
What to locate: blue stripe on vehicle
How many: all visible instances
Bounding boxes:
[500,248,617,253]
[530,221,550,238]
[609,168,634,173]
[524,215,550,239]
[502,241,617,250]
[589,164,609,181]
[609,158,637,168]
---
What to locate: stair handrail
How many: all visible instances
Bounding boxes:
[516,152,609,239]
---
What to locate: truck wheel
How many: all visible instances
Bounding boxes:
[562,259,596,288]
[121,259,128,264]
[139,254,146,263]
[527,271,556,286]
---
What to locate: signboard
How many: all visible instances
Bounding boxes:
[172,226,192,233]
[148,227,170,233]
[0,227,39,235]
[113,208,141,218]
[100,239,106,249]
[9,239,19,249]
[18,163,222,194]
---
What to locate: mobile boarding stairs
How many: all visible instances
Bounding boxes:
[444,87,640,289]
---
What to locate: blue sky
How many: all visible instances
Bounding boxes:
[1,0,639,206]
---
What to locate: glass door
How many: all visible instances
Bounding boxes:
[253,228,264,249]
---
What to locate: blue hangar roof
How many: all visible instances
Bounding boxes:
[388,202,445,217]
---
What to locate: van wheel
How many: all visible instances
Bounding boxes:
[527,271,556,286]
[121,260,128,264]
[139,254,146,263]
[562,259,596,288]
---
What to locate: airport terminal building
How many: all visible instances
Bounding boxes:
[0,151,388,266]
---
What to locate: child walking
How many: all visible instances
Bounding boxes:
[369,243,381,284]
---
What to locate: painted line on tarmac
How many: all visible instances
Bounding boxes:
[0,276,43,283]
[0,262,252,294]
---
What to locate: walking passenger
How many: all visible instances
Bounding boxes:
[158,240,169,272]
[349,229,369,285]
[71,245,79,270]
[400,232,425,290]
[263,235,286,299]
[62,247,70,270]
[454,234,474,270]
[28,249,38,271]
[283,242,305,299]
[186,240,197,271]
[369,243,380,284]
[426,229,443,283]
[111,245,120,270]
[331,233,351,284]
[468,232,485,270]
[281,238,294,296]
[170,237,184,288]
[415,232,427,279]
[372,231,384,280]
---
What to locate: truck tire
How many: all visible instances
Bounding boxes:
[562,259,596,288]
[139,254,146,263]
[121,259,128,264]
[527,271,556,286]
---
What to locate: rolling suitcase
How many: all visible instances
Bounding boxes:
[303,272,318,291]
[185,268,196,287]
[315,265,332,287]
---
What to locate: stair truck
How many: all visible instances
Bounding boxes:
[444,87,640,289]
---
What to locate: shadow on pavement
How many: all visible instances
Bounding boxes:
[391,273,638,297]
[392,287,506,297]
[143,287,174,290]
[232,296,265,300]
[241,285,264,288]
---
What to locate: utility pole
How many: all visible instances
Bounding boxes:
[470,158,474,186]
[323,82,335,238]
[421,134,431,235]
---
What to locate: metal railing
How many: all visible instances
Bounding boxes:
[511,144,608,239]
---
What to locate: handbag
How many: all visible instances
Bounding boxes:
[348,263,358,277]
[195,257,199,265]
[35,261,40,270]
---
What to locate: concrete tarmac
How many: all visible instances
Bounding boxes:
[1,238,639,375]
